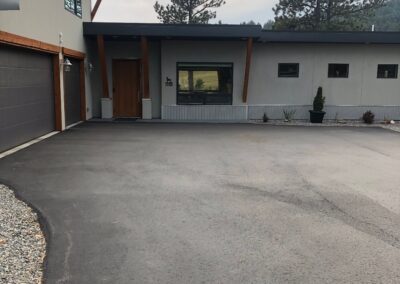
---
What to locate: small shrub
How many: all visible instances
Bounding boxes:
[362,110,375,124]
[263,113,269,123]
[283,109,296,122]
[313,87,325,112]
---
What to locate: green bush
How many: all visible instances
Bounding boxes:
[362,110,375,124]
[313,87,325,112]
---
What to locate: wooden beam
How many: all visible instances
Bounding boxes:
[52,55,63,131]
[140,36,150,99]
[242,37,253,103]
[79,61,87,121]
[0,30,60,54]
[97,35,109,98]
[62,47,85,59]
[91,0,103,21]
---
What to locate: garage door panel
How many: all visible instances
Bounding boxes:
[0,67,53,88]
[64,58,81,126]
[2,100,54,127]
[0,47,52,70]
[0,118,52,151]
[0,45,55,153]
[0,85,53,108]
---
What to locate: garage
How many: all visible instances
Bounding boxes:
[0,44,55,153]
[64,57,82,126]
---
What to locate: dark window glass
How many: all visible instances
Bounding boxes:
[177,63,233,105]
[65,0,82,18]
[328,64,349,78]
[278,63,299,77]
[377,64,398,79]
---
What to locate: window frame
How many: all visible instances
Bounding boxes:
[176,62,234,106]
[65,0,82,18]
[278,63,300,78]
[328,63,349,78]
[377,64,398,79]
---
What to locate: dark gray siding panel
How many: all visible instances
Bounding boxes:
[64,58,81,126]
[0,45,55,152]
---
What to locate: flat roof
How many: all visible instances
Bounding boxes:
[83,22,400,44]
[83,23,261,40]
[260,31,400,44]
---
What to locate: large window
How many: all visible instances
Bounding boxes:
[278,63,299,78]
[177,63,233,105]
[328,64,349,78]
[377,64,398,79]
[65,0,82,18]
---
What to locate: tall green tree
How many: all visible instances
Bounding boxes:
[273,0,387,31]
[154,0,226,24]
[369,0,400,31]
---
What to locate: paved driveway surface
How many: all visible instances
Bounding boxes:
[1,123,400,283]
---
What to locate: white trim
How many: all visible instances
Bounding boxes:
[66,121,83,129]
[0,132,59,159]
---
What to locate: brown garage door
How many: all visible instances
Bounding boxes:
[0,45,55,153]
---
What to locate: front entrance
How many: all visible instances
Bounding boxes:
[112,59,141,118]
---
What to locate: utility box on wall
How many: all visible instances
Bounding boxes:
[101,98,113,119]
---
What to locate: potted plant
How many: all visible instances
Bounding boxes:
[309,87,326,123]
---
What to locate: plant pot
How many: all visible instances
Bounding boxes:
[309,110,326,123]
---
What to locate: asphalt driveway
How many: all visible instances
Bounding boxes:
[1,123,400,283]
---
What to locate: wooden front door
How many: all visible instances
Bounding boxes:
[112,59,141,118]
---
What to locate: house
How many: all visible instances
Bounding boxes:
[2,0,400,153]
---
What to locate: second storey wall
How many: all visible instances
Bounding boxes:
[0,0,91,52]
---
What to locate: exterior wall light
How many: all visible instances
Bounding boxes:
[61,58,73,72]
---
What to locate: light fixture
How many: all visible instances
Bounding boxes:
[88,63,94,72]
[60,58,73,72]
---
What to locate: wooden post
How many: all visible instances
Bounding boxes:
[97,35,109,98]
[141,36,150,99]
[91,0,103,20]
[242,37,253,103]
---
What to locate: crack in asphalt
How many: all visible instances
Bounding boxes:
[227,179,400,250]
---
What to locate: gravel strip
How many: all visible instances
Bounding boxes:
[0,185,46,284]
[251,119,400,133]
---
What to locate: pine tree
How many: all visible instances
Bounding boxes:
[154,0,226,24]
[273,0,386,31]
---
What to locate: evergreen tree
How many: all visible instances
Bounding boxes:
[154,0,226,24]
[273,0,386,31]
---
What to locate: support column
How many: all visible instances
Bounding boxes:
[242,37,253,103]
[97,35,112,119]
[141,36,152,119]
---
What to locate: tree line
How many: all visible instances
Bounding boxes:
[154,0,400,31]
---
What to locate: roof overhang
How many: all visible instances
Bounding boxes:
[83,22,400,44]
[83,22,261,41]
[260,31,400,44]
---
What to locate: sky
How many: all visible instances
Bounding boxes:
[94,0,277,24]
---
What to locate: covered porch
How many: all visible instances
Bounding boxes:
[83,23,260,120]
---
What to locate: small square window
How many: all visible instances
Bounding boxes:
[278,63,299,78]
[328,64,349,78]
[377,64,398,79]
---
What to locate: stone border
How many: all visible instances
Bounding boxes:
[0,185,46,284]
[250,120,400,133]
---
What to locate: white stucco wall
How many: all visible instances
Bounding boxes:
[0,0,91,52]
[161,41,400,120]
[161,40,247,106]
[248,43,400,106]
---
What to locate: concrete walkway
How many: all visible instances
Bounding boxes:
[1,123,400,283]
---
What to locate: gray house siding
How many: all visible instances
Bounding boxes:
[160,41,400,121]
